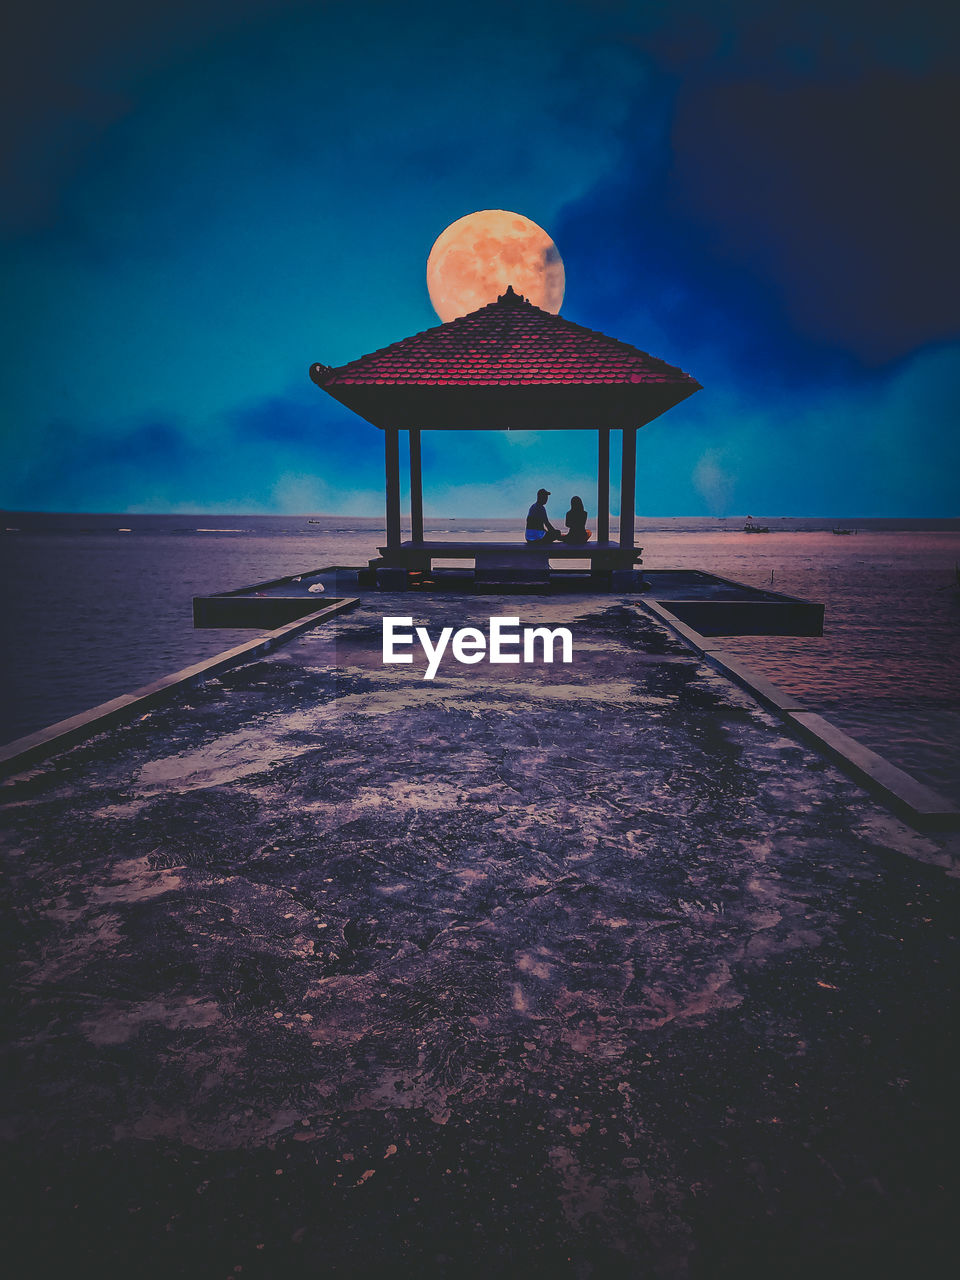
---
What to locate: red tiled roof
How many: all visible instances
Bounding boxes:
[311,287,699,391]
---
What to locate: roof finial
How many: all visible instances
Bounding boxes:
[497,284,525,305]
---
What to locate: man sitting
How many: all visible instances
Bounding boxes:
[525,488,564,543]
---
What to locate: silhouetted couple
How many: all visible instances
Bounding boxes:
[525,488,591,545]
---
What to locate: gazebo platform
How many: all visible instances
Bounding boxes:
[192,565,823,633]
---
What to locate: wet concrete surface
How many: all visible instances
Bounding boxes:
[1,596,959,1278]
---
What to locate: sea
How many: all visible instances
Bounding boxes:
[2,512,959,805]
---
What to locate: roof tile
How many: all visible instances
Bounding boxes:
[316,287,699,391]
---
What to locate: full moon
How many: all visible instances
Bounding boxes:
[426,210,565,322]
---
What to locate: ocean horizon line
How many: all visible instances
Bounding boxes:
[3,509,960,524]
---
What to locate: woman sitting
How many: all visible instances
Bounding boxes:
[562,496,592,544]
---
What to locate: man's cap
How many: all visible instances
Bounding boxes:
[537,487,551,498]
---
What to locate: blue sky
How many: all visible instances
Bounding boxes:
[1,0,957,516]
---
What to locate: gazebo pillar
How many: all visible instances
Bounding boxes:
[619,427,637,550]
[597,428,610,544]
[384,427,401,551]
[409,428,424,543]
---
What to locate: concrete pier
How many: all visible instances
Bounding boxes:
[2,596,958,1278]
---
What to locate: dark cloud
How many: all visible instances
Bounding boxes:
[228,387,382,481]
[554,114,854,391]
[1,0,305,229]
[616,0,959,78]
[4,418,201,510]
[671,72,960,363]
[552,7,959,380]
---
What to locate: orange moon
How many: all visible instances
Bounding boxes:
[426,210,565,322]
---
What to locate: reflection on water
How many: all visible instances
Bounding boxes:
[1,516,958,803]
[644,530,960,804]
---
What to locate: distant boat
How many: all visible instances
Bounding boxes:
[308,519,323,524]
[743,521,769,533]
[832,527,855,535]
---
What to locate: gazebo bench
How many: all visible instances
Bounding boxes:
[374,540,642,586]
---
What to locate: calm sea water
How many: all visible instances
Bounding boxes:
[2,512,959,804]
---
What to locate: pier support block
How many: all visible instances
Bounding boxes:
[376,567,410,590]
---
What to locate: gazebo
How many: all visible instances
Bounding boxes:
[310,286,700,586]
